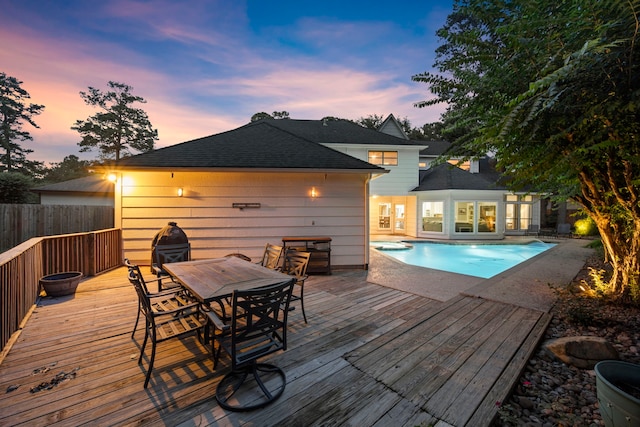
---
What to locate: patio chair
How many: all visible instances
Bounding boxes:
[152,243,191,291]
[127,262,205,388]
[205,279,295,411]
[125,259,196,338]
[525,224,540,237]
[257,243,284,270]
[557,223,573,238]
[281,249,311,323]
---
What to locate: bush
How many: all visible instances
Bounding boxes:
[0,172,34,203]
[573,217,598,236]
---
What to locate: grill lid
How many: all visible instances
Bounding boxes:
[151,221,188,247]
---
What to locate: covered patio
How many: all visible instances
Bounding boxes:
[0,239,592,426]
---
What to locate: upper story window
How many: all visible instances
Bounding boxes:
[447,159,471,171]
[368,151,398,166]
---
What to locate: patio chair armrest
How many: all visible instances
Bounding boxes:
[204,310,230,332]
[146,287,185,298]
[146,274,163,282]
[152,264,169,275]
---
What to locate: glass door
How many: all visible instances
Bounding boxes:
[394,204,405,232]
[378,203,391,230]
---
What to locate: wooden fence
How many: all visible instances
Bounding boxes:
[0,204,114,253]
[0,228,122,353]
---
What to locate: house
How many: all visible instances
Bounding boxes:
[374,115,546,239]
[31,175,115,207]
[108,115,552,268]
[244,116,429,238]
[110,120,390,268]
[281,114,545,239]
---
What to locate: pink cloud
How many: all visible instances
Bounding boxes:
[0,8,446,165]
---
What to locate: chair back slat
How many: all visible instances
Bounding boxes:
[259,244,284,269]
[154,243,191,268]
[283,250,310,279]
[229,279,294,369]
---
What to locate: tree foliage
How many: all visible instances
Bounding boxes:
[41,154,93,183]
[356,114,444,141]
[72,81,158,161]
[0,172,34,203]
[250,110,290,121]
[0,72,45,175]
[356,114,386,130]
[414,0,640,299]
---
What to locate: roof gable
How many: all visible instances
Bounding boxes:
[115,121,386,172]
[378,114,409,140]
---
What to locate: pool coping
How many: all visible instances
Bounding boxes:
[368,236,594,312]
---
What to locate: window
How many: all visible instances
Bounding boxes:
[455,202,474,232]
[368,151,398,166]
[478,202,497,233]
[422,201,444,232]
[447,159,471,171]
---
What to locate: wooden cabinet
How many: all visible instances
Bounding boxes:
[282,237,331,274]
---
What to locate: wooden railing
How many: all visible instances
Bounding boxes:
[0,228,122,353]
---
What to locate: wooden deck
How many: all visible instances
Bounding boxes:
[0,267,550,426]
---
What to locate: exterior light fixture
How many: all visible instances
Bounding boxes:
[177,188,183,197]
[311,187,318,198]
[232,202,261,210]
[107,173,117,183]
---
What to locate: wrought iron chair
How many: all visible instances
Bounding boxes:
[152,243,191,291]
[281,249,311,323]
[257,243,284,270]
[525,224,540,237]
[125,258,196,338]
[127,262,205,388]
[557,223,573,238]
[206,279,295,411]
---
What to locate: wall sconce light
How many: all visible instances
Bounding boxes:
[177,188,184,197]
[311,187,318,198]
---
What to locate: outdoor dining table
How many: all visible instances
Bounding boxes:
[162,255,291,304]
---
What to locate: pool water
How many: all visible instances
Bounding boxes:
[372,241,556,279]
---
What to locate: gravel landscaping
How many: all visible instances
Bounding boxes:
[494,252,640,426]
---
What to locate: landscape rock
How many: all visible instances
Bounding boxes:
[544,336,619,369]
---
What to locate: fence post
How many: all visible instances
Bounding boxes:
[86,232,96,276]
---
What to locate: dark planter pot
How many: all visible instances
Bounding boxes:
[39,272,83,297]
[595,360,640,427]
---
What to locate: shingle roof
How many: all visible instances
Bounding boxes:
[31,175,114,194]
[114,121,387,172]
[246,118,425,147]
[413,159,507,191]
[420,140,451,156]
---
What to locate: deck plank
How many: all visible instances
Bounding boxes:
[0,266,551,427]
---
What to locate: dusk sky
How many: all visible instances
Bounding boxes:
[1,0,453,165]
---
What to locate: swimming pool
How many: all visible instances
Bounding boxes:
[372,241,556,279]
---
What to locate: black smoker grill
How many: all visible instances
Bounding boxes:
[150,222,189,273]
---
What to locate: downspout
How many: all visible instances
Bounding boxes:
[113,172,124,262]
[364,174,372,269]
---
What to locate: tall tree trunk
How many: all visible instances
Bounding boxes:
[589,211,640,298]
